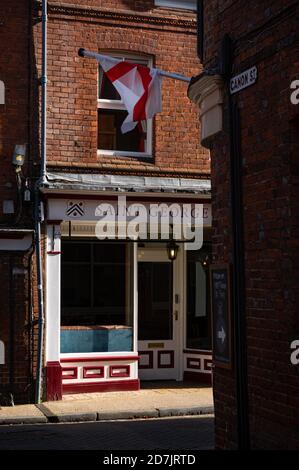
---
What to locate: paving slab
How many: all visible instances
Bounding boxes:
[0,405,47,425]
[43,384,213,422]
[0,384,214,425]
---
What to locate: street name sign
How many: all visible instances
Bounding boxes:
[230,66,258,95]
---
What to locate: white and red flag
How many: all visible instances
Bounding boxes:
[79,49,190,133]
[96,53,163,134]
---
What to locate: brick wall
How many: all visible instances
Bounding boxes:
[201,0,299,449]
[0,1,208,403]
[0,251,36,404]
[0,1,38,404]
[0,0,32,222]
[32,0,210,176]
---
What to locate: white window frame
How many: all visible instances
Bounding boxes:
[155,0,197,11]
[97,52,153,159]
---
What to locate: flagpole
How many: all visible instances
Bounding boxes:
[156,70,191,83]
[78,48,191,83]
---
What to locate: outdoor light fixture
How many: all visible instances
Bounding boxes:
[167,241,179,261]
[202,254,210,267]
[12,144,26,167]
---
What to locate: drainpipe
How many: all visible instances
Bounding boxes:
[223,35,250,449]
[40,0,47,184]
[35,0,47,404]
[8,257,15,403]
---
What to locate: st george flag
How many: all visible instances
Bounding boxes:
[96,53,163,134]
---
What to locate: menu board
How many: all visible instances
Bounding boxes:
[210,265,232,368]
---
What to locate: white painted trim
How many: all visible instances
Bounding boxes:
[184,348,211,354]
[178,245,186,380]
[45,224,61,362]
[98,99,124,110]
[97,149,152,159]
[97,52,153,157]
[61,359,138,383]
[0,234,33,251]
[137,243,182,381]
[60,352,138,359]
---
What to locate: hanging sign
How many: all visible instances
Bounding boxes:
[230,66,257,95]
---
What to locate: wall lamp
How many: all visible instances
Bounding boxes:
[167,241,179,261]
[12,144,26,168]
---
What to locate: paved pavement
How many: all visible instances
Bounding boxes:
[0,382,213,425]
[0,415,215,450]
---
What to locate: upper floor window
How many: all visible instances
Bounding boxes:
[155,0,197,10]
[98,52,153,158]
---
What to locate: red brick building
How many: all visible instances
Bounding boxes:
[0,1,212,403]
[189,0,299,449]
[0,1,36,404]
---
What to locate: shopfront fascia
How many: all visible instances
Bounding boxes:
[43,184,212,400]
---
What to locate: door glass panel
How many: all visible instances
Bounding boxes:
[186,245,212,350]
[138,262,173,340]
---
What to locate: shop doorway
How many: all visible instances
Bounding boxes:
[137,245,183,380]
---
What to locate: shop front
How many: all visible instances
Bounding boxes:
[43,175,212,400]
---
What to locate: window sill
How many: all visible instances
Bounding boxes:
[97,150,153,159]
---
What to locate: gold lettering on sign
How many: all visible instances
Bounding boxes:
[148,343,164,349]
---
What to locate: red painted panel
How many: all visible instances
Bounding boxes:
[63,379,140,395]
[46,361,62,401]
[157,350,174,369]
[186,357,202,370]
[83,366,105,379]
[138,350,154,369]
[109,365,130,378]
[203,357,213,372]
[62,367,78,380]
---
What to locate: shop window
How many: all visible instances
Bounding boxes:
[98,52,153,158]
[61,241,133,353]
[155,1,197,10]
[186,244,212,350]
